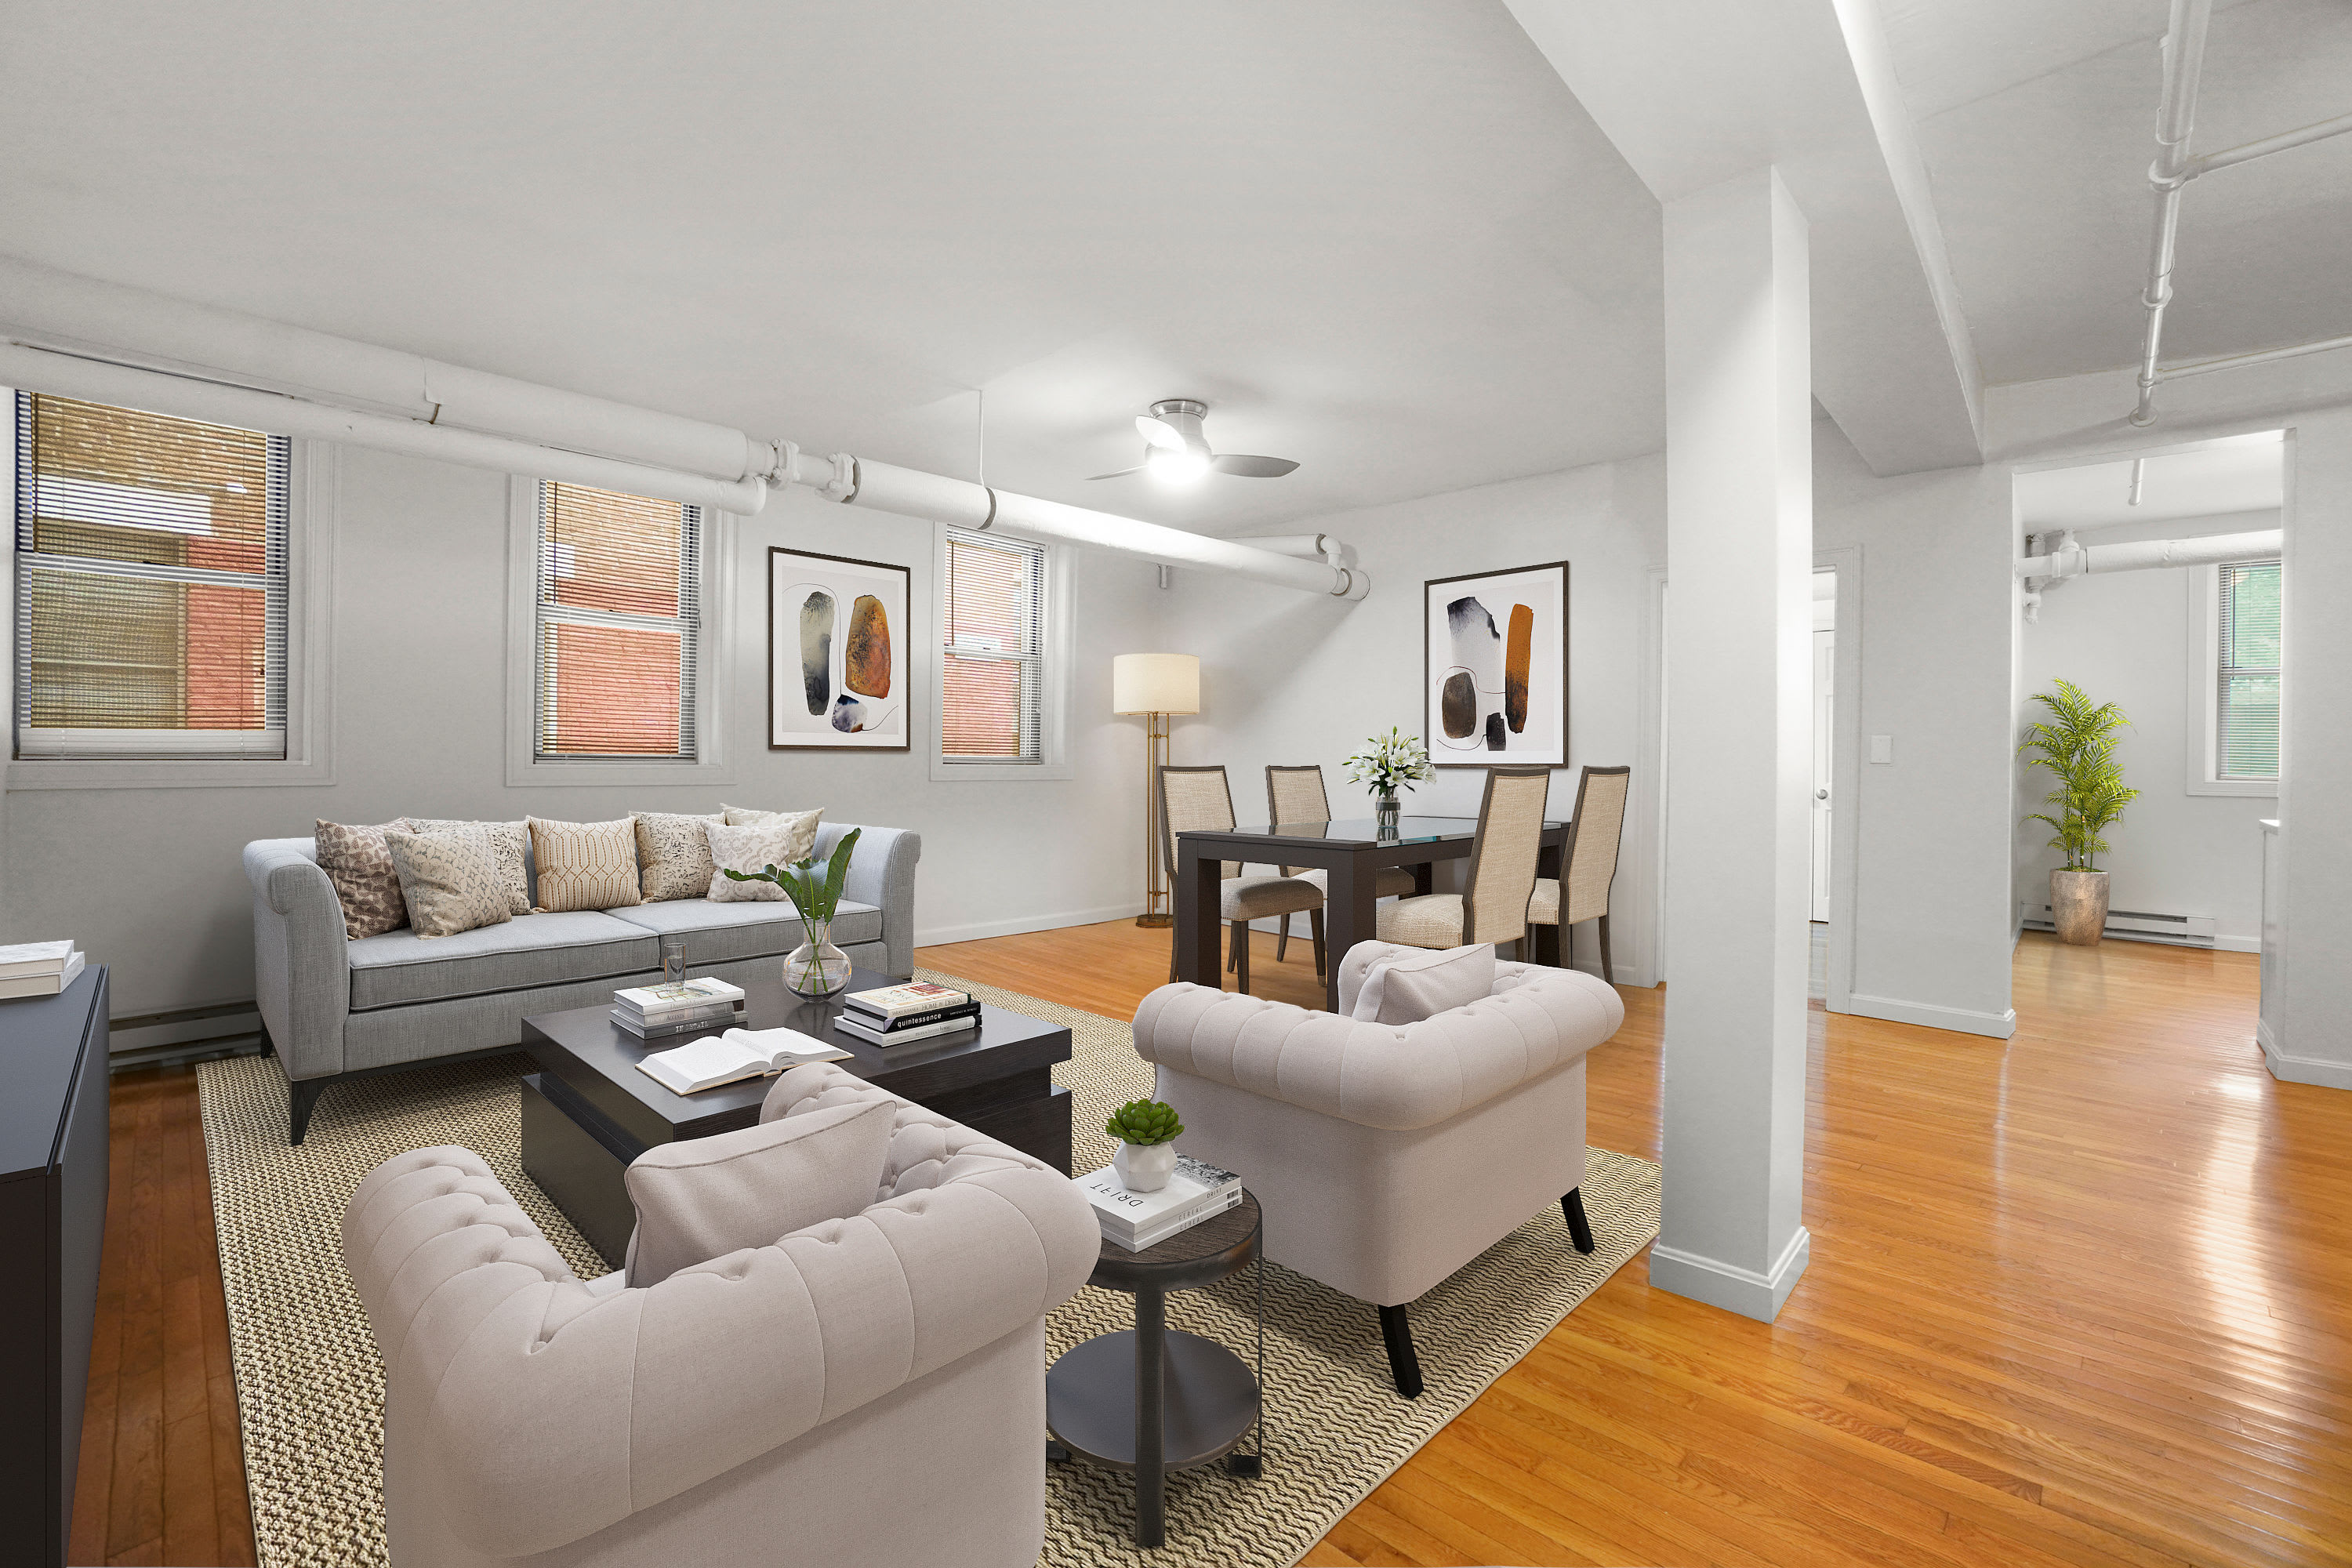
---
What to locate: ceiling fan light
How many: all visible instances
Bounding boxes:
[1146,446,1209,484]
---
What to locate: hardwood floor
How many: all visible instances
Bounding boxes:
[79,925,2350,1566]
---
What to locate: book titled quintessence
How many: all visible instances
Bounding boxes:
[636,1026,851,1096]
[1078,1155,1243,1252]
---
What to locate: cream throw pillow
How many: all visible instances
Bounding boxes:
[623,1097,895,1287]
[1344,941,1497,1025]
[383,830,517,939]
[403,818,531,915]
[527,816,643,912]
[633,811,723,902]
[718,804,822,865]
[704,819,807,903]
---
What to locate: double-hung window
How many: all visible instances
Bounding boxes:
[532,480,703,760]
[940,527,1047,765]
[12,392,290,760]
[2214,557,2281,782]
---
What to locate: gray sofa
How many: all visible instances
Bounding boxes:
[245,822,920,1144]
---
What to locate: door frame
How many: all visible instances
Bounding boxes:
[1816,544,1864,1014]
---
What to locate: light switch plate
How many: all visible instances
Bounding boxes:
[1869,735,1893,764]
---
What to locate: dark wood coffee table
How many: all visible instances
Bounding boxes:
[519,966,1072,1266]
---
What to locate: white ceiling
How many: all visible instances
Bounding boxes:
[2013,430,2285,527]
[0,2,1665,533]
[1882,0,2352,387]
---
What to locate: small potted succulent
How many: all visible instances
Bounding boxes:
[1105,1098,1185,1192]
[1344,727,1435,833]
[723,828,862,997]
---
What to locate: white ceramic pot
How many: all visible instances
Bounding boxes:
[1113,1141,1177,1193]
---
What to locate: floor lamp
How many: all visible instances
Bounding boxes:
[1114,653,1200,929]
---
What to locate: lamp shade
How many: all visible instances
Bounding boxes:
[1112,653,1200,715]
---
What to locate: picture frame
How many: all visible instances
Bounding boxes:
[768,547,912,750]
[1423,561,1570,768]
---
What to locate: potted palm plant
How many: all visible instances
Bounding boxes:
[2019,680,2138,946]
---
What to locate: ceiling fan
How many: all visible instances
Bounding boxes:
[1087,399,1300,483]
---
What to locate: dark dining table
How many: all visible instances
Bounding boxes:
[1174,815,1572,1011]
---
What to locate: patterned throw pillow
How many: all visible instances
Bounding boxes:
[528,817,643,913]
[633,811,723,902]
[313,818,416,938]
[383,830,517,939]
[718,804,823,866]
[704,820,807,904]
[402,818,532,915]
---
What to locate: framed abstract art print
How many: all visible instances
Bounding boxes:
[768,547,911,750]
[1423,561,1569,768]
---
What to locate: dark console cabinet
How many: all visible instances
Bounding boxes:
[0,966,109,1568]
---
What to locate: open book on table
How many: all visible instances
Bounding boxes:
[636,1026,852,1096]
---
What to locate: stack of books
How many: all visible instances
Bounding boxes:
[612,977,747,1040]
[1078,1156,1245,1252]
[833,981,981,1046]
[0,940,85,1000]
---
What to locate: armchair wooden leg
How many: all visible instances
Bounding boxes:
[1562,1188,1595,1254]
[1377,1304,1424,1399]
[1232,920,1251,994]
[1310,907,1327,980]
[1598,914,1615,985]
[289,1076,328,1146]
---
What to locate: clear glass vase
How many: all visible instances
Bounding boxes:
[783,920,853,1000]
[1374,793,1402,833]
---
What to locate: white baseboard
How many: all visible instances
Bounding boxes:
[1843,992,2016,1040]
[2213,934,2261,954]
[916,902,1147,949]
[2259,1022,2352,1091]
[1649,1225,1810,1322]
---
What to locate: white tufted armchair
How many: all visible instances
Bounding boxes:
[341,1064,1099,1568]
[1132,946,1624,1397]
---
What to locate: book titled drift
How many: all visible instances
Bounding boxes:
[1078,1155,1244,1252]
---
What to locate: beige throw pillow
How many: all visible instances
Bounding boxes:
[622,1097,895,1287]
[313,818,416,938]
[402,818,531,915]
[383,830,517,939]
[633,811,723,902]
[527,816,643,912]
[704,819,805,903]
[1345,942,1497,1025]
[718,804,822,866]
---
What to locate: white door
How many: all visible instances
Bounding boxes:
[1812,629,1834,921]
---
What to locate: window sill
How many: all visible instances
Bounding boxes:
[2186,776,2278,798]
[928,757,1076,783]
[505,756,737,789]
[7,755,336,790]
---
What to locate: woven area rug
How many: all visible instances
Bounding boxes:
[201,973,1659,1568]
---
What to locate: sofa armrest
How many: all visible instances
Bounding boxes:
[817,822,920,977]
[243,837,350,1082]
[341,1088,1096,1560]
[1131,966,1624,1131]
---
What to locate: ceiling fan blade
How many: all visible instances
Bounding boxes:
[1086,466,1147,480]
[1135,415,1189,452]
[1210,453,1300,478]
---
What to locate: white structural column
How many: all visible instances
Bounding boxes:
[1652,166,1816,1321]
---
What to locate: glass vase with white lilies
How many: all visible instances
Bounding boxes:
[1344,728,1435,831]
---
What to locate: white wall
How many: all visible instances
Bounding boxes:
[2,445,1171,1019]
[2016,511,2279,950]
[1155,456,1668,986]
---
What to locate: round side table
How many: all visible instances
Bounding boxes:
[1046,1190,1264,1548]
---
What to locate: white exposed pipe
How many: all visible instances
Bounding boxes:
[0,255,1366,597]
[2153,331,2352,382]
[2131,0,2213,429]
[2013,527,2280,579]
[2186,110,2352,180]
[0,341,769,513]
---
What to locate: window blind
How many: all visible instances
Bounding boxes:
[2216,558,2281,780]
[534,481,701,759]
[941,528,1045,763]
[13,392,289,760]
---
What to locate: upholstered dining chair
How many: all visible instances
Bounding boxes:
[1527,764,1632,983]
[1375,766,1552,957]
[1160,764,1327,993]
[1264,764,1420,968]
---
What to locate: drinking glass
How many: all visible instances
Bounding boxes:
[658,935,690,998]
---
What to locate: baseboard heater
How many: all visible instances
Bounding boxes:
[2021,906,2216,947]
